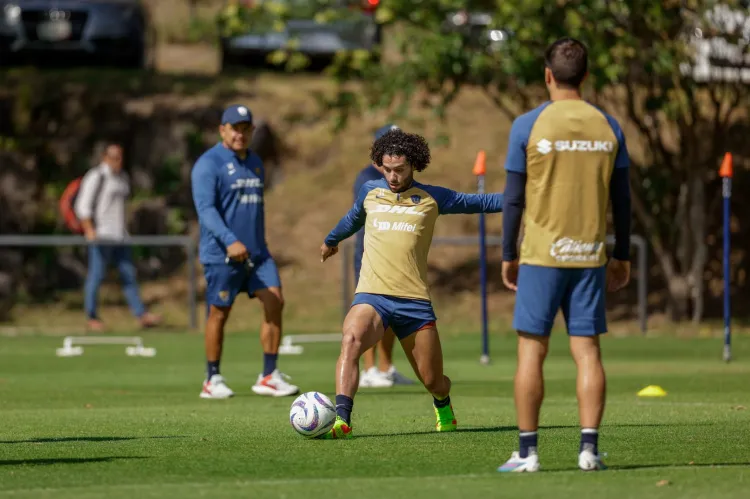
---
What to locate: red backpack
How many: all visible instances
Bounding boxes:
[59,173,104,234]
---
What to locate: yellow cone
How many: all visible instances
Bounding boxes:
[637,385,667,397]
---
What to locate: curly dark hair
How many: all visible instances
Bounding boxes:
[370,129,431,172]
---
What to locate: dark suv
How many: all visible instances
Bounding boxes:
[218,0,381,70]
[0,0,153,67]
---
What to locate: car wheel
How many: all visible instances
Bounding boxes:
[220,46,238,72]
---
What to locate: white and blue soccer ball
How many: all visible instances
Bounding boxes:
[290,391,337,438]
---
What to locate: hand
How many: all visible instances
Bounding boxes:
[320,243,338,262]
[606,258,631,292]
[226,241,249,262]
[502,259,519,291]
[84,228,97,241]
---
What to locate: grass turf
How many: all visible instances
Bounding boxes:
[0,332,749,498]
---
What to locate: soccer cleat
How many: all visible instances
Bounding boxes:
[317,416,353,439]
[385,365,414,385]
[200,374,235,399]
[497,451,541,473]
[578,449,607,471]
[252,369,300,397]
[434,402,457,432]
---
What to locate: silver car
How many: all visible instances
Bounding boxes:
[0,0,153,67]
[218,0,381,70]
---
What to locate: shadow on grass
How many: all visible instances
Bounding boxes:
[607,462,750,471]
[0,456,148,466]
[354,422,717,439]
[0,435,186,444]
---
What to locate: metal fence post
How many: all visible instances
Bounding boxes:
[333,235,648,337]
[0,235,198,330]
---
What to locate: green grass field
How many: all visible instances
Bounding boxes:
[1,332,749,498]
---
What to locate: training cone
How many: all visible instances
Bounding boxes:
[719,152,733,178]
[473,150,487,176]
[637,385,667,397]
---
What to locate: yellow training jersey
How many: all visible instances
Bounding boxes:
[325,179,503,301]
[504,100,629,267]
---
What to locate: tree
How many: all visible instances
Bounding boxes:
[221,0,750,322]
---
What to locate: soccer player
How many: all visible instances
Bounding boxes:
[191,104,299,399]
[355,124,414,389]
[496,38,631,472]
[319,129,504,438]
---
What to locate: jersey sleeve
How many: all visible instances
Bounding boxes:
[504,115,534,174]
[191,157,238,248]
[427,185,503,214]
[325,182,370,246]
[605,114,630,169]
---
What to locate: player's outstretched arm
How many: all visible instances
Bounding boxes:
[321,183,369,261]
[191,158,239,248]
[430,186,504,215]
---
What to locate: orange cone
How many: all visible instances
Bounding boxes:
[719,152,733,178]
[473,150,487,176]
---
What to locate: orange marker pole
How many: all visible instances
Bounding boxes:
[473,151,490,365]
[719,152,733,362]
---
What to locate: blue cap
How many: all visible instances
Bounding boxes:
[221,104,253,126]
[374,124,399,140]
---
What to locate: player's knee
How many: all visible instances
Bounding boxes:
[570,336,601,364]
[208,305,231,324]
[340,330,362,358]
[261,288,284,314]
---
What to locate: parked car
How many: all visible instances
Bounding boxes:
[218,0,382,70]
[0,0,154,68]
[442,9,509,53]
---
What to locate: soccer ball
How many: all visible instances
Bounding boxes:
[289,391,336,438]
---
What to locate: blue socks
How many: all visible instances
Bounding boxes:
[335,395,353,425]
[519,431,538,458]
[580,428,599,454]
[206,360,220,379]
[263,353,278,377]
[516,429,599,458]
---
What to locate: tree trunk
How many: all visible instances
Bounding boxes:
[666,274,690,322]
[688,174,707,323]
[655,171,708,323]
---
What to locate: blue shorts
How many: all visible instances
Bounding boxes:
[513,264,607,336]
[204,256,281,307]
[351,293,437,340]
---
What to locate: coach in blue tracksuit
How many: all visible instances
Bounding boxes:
[190,104,299,400]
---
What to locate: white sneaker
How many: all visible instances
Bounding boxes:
[385,365,414,385]
[579,448,607,471]
[252,369,300,397]
[200,374,234,399]
[359,368,373,388]
[497,451,541,473]
[366,367,394,388]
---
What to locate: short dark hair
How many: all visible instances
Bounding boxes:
[370,129,431,172]
[544,37,588,88]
